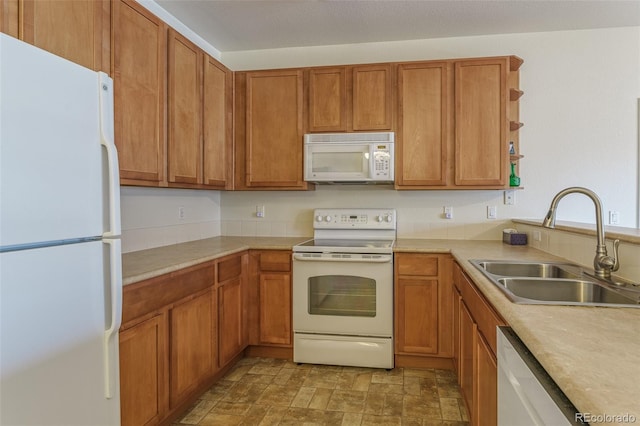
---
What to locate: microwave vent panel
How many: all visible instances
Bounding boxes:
[305,132,394,144]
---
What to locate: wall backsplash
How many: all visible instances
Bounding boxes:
[120,187,222,253]
[220,186,517,239]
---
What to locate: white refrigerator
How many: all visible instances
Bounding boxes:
[0,34,122,425]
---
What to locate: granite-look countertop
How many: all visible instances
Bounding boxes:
[123,236,640,424]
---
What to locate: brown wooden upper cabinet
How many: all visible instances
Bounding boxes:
[0,0,110,72]
[307,64,393,132]
[167,29,233,189]
[396,61,451,188]
[235,69,308,190]
[454,57,522,187]
[396,56,522,189]
[112,0,167,186]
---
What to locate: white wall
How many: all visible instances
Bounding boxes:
[120,187,221,252]
[222,27,640,233]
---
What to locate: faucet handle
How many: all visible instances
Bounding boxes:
[610,239,620,272]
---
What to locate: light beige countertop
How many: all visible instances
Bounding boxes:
[124,236,640,424]
[122,236,309,285]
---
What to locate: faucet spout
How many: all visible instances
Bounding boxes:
[541,187,620,279]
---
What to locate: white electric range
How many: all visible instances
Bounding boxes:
[292,208,396,369]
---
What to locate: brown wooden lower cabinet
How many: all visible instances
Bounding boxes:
[119,313,168,426]
[453,261,504,426]
[119,252,247,425]
[475,330,498,426]
[169,288,216,408]
[394,253,454,368]
[218,276,244,366]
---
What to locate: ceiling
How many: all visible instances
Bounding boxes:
[155,0,640,53]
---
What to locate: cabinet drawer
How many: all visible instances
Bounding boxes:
[396,254,439,276]
[259,251,291,272]
[122,262,214,325]
[218,254,243,282]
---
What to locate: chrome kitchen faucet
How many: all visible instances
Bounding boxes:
[542,187,620,279]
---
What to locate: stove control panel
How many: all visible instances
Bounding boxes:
[313,208,396,229]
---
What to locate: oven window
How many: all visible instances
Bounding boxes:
[308,275,376,317]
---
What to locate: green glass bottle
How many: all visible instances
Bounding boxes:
[509,163,520,187]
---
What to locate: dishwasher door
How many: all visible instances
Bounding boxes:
[497,327,584,426]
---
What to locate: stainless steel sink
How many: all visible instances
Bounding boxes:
[474,261,580,279]
[470,259,640,308]
[497,277,640,306]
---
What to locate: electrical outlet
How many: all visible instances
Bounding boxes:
[443,206,453,219]
[532,230,542,241]
[256,205,265,218]
[178,206,185,220]
[504,190,515,205]
[487,205,497,219]
[609,210,620,225]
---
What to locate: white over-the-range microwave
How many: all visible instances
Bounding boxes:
[303,132,395,184]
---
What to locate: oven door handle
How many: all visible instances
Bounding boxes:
[293,253,392,263]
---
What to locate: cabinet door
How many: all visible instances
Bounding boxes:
[474,331,498,426]
[18,0,108,71]
[307,67,347,132]
[168,29,202,185]
[218,277,244,367]
[395,277,439,354]
[459,301,476,415]
[203,54,233,188]
[0,0,19,37]
[454,58,507,186]
[112,0,166,185]
[244,70,305,188]
[169,289,215,408]
[396,62,450,187]
[259,272,292,346]
[352,64,392,131]
[119,314,168,426]
[452,286,462,380]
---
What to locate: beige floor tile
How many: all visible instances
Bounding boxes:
[353,372,373,392]
[290,386,317,408]
[172,358,470,426]
[439,397,463,421]
[361,414,403,425]
[326,389,368,413]
[342,412,364,425]
[308,387,334,410]
[402,395,442,419]
[382,393,404,417]
[199,413,244,426]
[255,384,299,406]
[281,407,345,425]
[258,406,289,425]
[363,392,385,415]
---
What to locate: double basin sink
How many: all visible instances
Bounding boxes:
[470,260,640,308]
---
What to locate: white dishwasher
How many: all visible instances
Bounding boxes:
[497,327,585,426]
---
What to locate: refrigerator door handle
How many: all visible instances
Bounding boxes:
[98,72,121,238]
[103,238,122,399]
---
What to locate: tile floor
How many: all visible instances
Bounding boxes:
[172,357,470,426]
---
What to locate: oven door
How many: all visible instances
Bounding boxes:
[292,252,393,337]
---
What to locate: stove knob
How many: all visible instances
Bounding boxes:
[385,214,393,223]
[315,215,324,222]
[324,215,332,222]
[376,215,384,222]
